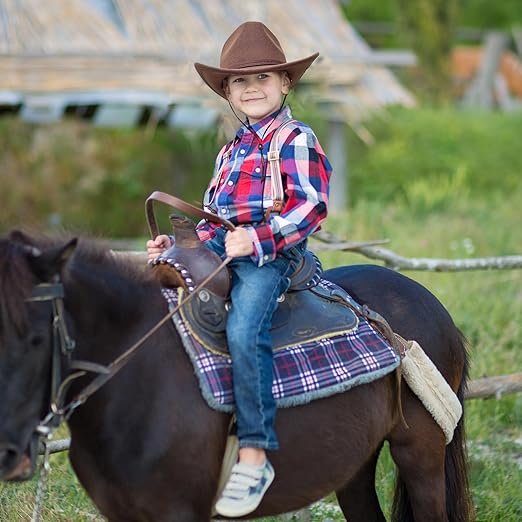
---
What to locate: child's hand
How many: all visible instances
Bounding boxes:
[146,234,172,261]
[225,228,254,258]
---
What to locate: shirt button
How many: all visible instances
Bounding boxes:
[240,149,246,154]
[221,208,227,214]
[263,255,269,260]
[255,167,261,173]
[227,180,234,186]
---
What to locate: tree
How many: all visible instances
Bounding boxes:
[393,0,458,103]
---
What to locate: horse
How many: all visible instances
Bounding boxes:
[0,230,472,522]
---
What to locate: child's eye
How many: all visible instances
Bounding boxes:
[258,73,269,80]
[232,77,244,83]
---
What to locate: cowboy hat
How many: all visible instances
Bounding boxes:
[194,21,319,99]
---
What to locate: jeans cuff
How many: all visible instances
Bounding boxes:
[238,439,279,451]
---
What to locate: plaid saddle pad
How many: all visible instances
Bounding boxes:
[162,283,400,412]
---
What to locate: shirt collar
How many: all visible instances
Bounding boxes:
[237,106,293,141]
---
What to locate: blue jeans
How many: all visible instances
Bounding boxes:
[204,228,305,450]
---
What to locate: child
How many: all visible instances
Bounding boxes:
[147,21,332,517]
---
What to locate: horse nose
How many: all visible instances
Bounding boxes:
[0,443,20,473]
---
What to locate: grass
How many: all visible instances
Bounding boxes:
[1,191,521,521]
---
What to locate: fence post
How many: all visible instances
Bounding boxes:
[461,31,509,109]
[327,118,348,213]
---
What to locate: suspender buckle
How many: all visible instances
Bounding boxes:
[272,200,284,212]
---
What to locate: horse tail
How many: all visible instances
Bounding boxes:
[392,330,474,522]
[441,330,474,522]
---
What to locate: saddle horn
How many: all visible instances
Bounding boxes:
[145,192,232,298]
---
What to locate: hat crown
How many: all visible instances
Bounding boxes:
[220,21,286,70]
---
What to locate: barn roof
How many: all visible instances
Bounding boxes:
[0,0,414,125]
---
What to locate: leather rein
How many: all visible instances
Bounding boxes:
[30,194,235,434]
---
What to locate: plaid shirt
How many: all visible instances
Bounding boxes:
[196,106,332,266]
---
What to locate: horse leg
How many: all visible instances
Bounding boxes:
[335,447,386,522]
[388,403,448,522]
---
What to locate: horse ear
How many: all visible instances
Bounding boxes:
[27,238,78,282]
[9,229,33,245]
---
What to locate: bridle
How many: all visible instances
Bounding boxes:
[24,278,80,522]
[26,278,108,434]
[26,280,76,425]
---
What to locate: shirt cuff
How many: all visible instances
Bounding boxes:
[245,224,276,267]
[195,220,217,242]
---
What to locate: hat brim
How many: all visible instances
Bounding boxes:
[194,52,319,99]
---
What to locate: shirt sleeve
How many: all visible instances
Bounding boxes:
[246,128,332,266]
[195,220,219,241]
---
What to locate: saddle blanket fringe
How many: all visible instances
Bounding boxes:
[162,287,400,412]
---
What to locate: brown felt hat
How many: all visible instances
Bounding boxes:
[194,21,319,99]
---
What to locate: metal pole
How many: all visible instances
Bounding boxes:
[327,119,348,213]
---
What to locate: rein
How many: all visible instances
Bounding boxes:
[29,257,231,433]
[27,193,236,432]
[21,201,233,520]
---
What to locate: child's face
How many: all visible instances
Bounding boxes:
[225,71,291,124]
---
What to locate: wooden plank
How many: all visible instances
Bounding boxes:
[462,31,509,109]
[493,72,514,111]
[0,0,416,119]
[465,373,522,400]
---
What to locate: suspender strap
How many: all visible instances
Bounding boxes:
[266,119,296,217]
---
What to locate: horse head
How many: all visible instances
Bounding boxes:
[0,231,76,481]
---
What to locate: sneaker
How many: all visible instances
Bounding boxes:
[215,460,275,517]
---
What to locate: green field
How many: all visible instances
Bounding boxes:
[0,108,521,520]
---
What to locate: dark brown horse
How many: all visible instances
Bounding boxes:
[0,231,472,521]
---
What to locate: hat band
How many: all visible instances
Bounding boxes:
[220,59,285,70]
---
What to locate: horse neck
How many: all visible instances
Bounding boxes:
[64,258,182,429]
[64,258,162,362]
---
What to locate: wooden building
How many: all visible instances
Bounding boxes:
[0,0,415,209]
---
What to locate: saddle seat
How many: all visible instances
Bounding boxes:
[150,215,359,354]
[151,215,323,297]
[177,281,359,355]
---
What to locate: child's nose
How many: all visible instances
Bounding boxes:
[245,79,259,90]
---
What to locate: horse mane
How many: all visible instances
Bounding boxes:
[0,237,37,334]
[65,237,159,322]
[0,232,157,335]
